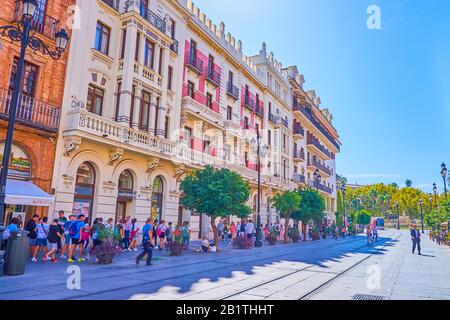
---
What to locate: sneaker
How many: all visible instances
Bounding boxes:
[60,255,67,259]
[77,258,85,262]
[31,257,37,262]
[128,248,132,252]
[42,257,47,263]
[133,248,138,252]
[46,256,52,261]
[67,259,74,263]
[51,258,57,263]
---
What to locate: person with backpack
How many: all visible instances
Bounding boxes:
[60,215,75,259]
[181,221,191,246]
[25,215,39,257]
[67,214,86,263]
[136,218,153,266]
[157,220,166,250]
[114,220,125,250]
[56,211,67,254]
[128,218,139,251]
[81,217,91,258]
[44,219,63,263]
[90,217,104,258]
[32,217,49,262]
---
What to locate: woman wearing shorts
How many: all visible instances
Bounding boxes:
[158,220,166,250]
[128,218,139,251]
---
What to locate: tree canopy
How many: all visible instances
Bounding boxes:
[272,191,302,243]
[296,187,326,224]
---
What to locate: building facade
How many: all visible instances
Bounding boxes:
[50,0,341,239]
[0,0,73,225]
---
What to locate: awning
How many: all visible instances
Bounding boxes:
[5,179,54,206]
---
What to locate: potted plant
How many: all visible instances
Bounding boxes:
[266,229,278,245]
[93,228,122,264]
[232,234,253,250]
[166,227,187,256]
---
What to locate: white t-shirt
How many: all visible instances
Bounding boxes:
[246,223,254,234]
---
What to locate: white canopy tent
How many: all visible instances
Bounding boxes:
[5,179,54,206]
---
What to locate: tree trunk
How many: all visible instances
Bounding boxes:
[210,216,219,251]
[302,221,307,241]
[284,213,291,244]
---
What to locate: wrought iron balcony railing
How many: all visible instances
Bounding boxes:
[169,39,179,54]
[0,89,60,132]
[226,82,239,100]
[293,149,305,160]
[13,0,60,39]
[308,180,333,194]
[293,173,306,184]
[100,0,120,11]
[133,1,166,33]
[244,95,255,111]
[255,105,264,118]
[185,52,204,75]
[308,158,332,175]
[307,134,331,158]
[206,67,221,87]
[293,123,304,136]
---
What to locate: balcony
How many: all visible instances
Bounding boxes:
[269,113,289,129]
[255,105,264,118]
[185,53,204,75]
[293,123,304,137]
[293,174,306,184]
[293,149,305,161]
[182,85,222,126]
[308,180,332,194]
[308,158,332,176]
[0,89,60,133]
[307,134,331,159]
[169,39,179,54]
[99,0,120,11]
[206,67,221,88]
[293,103,340,151]
[226,82,239,100]
[243,95,255,111]
[13,0,59,39]
[137,3,166,34]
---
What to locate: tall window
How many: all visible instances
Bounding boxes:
[129,85,136,127]
[228,71,234,85]
[139,91,151,131]
[135,32,141,62]
[86,85,104,115]
[120,29,126,60]
[164,116,170,139]
[158,47,163,74]
[144,40,155,69]
[94,22,110,55]
[33,0,47,32]
[169,18,176,39]
[268,130,271,146]
[206,93,212,109]
[114,82,121,121]
[9,58,38,98]
[190,39,197,60]
[167,66,173,90]
[227,106,232,120]
[187,81,195,98]
[208,55,214,75]
[244,116,249,129]
[74,162,96,221]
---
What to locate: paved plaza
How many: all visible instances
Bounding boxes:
[0,229,449,300]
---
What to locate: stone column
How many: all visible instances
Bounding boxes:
[117,25,138,125]
[156,48,170,138]
[149,93,158,135]
[132,85,142,129]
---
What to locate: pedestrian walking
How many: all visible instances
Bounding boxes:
[129,218,139,251]
[136,218,153,266]
[60,214,75,259]
[182,221,191,246]
[90,217,104,258]
[152,219,159,247]
[67,214,86,263]
[246,219,254,240]
[366,226,373,246]
[44,219,63,263]
[411,225,421,255]
[114,220,125,250]
[81,217,91,254]
[123,216,131,250]
[230,222,236,240]
[158,220,166,250]
[56,210,67,254]
[217,219,224,241]
[25,215,39,257]
[223,222,229,245]
[32,217,49,262]
[166,222,174,243]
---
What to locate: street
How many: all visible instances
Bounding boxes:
[0,229,449,300]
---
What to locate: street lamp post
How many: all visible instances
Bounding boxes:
[433,183,438,208]
[252,128,267,248]
[396,202,400,230]
[0,0,69,226]
[419,199,424,234]
[339,180,347,227]
[441,163,448,199]
[428,194,433,212]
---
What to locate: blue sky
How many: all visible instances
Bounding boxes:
[194,0,450,193]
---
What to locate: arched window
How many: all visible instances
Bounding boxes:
[0,143,32,179]
[116,170,134,223]
[118,170,133,191]
[151,176,164,221]
[74,162,96,220]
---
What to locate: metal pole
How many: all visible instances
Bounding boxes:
[343,189,346,227]
[444,176,448,199]
[0,18,31,226]
[420,202,424,234]
[397,204,400,230]
[254,129,262,247]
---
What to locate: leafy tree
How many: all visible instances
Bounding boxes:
[272,191,302,243]
[296,187,326,240]
[424,207,448,230]
[405,180,412,187]
[358,210,371,225]
[180,166,251,249]
[390,182,399,189]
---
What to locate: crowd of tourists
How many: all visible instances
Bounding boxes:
[1,211,192,265]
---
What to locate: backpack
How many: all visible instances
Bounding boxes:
[68,221,79,237]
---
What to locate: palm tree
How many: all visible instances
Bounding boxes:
[405,179,412,187]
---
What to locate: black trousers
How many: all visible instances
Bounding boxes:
[412,239,421,253]
[136,244,153,265]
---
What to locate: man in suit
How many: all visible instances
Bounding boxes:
[410,225,421,255]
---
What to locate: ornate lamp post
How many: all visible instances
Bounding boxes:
[251,128,268,248]
[396,202,400,230]
[339,180,347,227]
[433,183,438,208]
[441,163,448,199]
[428,194,433,212]
[0,0,69,225]
[419,199,424,234]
